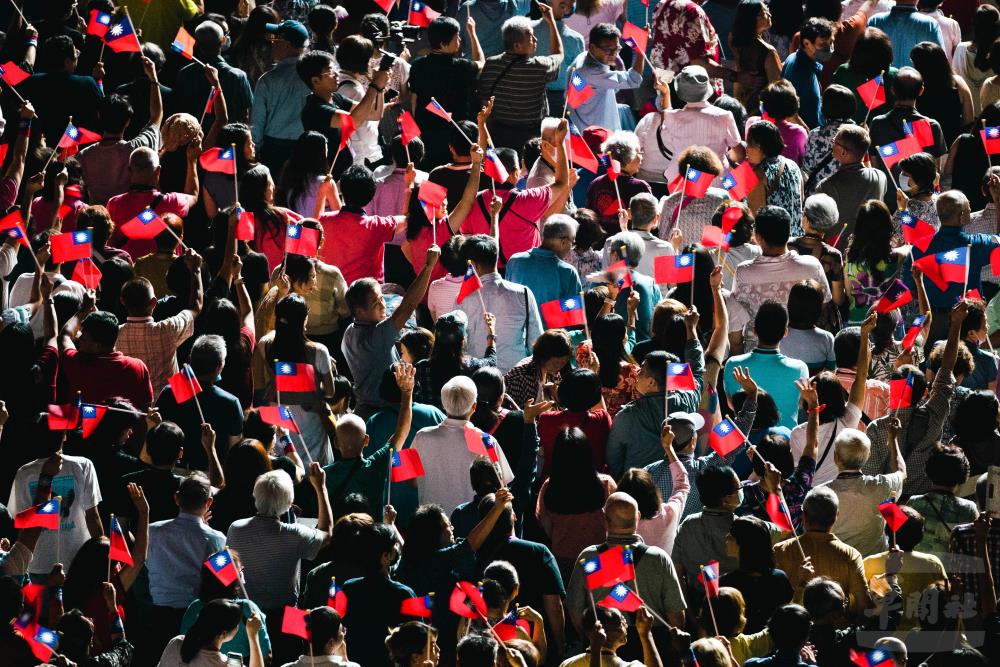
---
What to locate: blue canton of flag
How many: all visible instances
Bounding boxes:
[209,550,232,572]
[287,224,300,238]
[721,174,735,189]
[571,73,587,91]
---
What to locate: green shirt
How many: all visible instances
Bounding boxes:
[323,443,393,519]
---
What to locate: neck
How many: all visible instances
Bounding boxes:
[895,101,917,109]
[761,245,787,257]
[756,343,780,349]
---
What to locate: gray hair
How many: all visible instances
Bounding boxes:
[190,334,227,375]
[607,231,644,268]
[253,469,295,516]
[802,486,839,529]
[833,428,871,469]
[501,17,534,51]
[542,214,579,242]
[936,189,968,225]
[441,375,477,417]
[540,117,560,142]
[803,194,839,233]
[601,131,640,166]
[130,146,160,172]
[629,193,658,229]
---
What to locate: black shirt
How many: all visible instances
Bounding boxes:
[477,537,565,621]
[120,467,183,523]
[301,93,354,178]
[408,53,480,167]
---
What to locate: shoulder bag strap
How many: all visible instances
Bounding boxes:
[815,422,840,470]
[489,56,525,100]
[654,112,674,163]
[804,152,836,192]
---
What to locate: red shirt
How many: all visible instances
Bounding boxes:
[107,189,196,259]
[536,408,613,478]
[59,347,154,409]
[253,207,302,272]
[404,221,451,284]
[318,209,398,284]
[460,187,551,265]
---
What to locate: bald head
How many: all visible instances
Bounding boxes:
[936,189,970,227]
[334,414,368,457]
[892,66,924,102]
[129,147,160,186]
[603,492,639,534]
[195,21,224,57]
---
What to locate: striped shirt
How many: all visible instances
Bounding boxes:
[478,53,560,126]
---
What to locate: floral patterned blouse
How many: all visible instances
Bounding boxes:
[650,0,724,97]
[845,256,900,325]
[891,196,939,246]
[759,156,804,235]
[601,361,640,417]
[802,119,856,195]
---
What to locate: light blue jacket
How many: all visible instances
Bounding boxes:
[505,247,583,329]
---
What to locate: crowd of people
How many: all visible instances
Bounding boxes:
[1,0,1000,666]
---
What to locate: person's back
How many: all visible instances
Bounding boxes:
[505,216,583,327]
[175,22,254,122]
[867,2,944,69]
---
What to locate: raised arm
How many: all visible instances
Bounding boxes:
[204,67,229,149]
[466,13,485,70]
[390,245,441,330]
[797,378,820,461]
[938,299,969,378]
[849,312,876,411]
[5,101,36,188]
[184,133,202,198]
[537,1,563,64]
[389,363,415,450]
[912,263,932,339]
[142,56,163,128]
[447,144,485,232]
[704,266,729,369]
[467,487,514,551]
[118,483,149,590]
[309,462,333,539]
[541,119,571,219]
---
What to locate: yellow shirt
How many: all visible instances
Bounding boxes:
[862,550,947,630]
[774,531,871,616]
[731,629,772,666]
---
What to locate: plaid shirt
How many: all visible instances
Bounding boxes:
[738,455,816,533]
[862,371,954,496]
[116,311,195,394]
[504,357,562,409]
[413,349,497,407]
[948,522,1000,608]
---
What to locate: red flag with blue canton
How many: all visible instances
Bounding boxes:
[455,263,483,305]
[57,123,101,157]
[14,498,61,530]
[899,211,935,252]
[121,208,167,239]
[399,111,421,144]
[766,493,793,531]
[874,279,913,314]
[493,611,531,641]
[666,362,696,392]
[541,295,586,328]
[205,549,240,586]
[567,72,596,110]
[621,22,648,54]
[80,403,107,438]
[449,581,487,618]
[653,253,694,284]
[327,578,347,616]
[680,167,713,198]
[0,61,28,87]
[700,226,730,251]
[50,230,92,264]
[901,314,927,351]
[199,146,236,175]
[584,545,635,589]
[484,147,509,184]
[171,26,196,59]
[567,123,600,173]
[710,418,744,456]
[850,647,894,667]
[87,10,112,37]
[285,223,319,257]
[721,161,758,201]
[400,595,434,617]
[426,99,452,122]
[913,247,969,291]
[878,499,909,533]
[982,125,1000,154]
[109,515,134,566]
[47,399,81,430]
[464,424,500,463]
[0,209,29,247]
[607,260,632,289]
[889,374,915,410]
[104,13,141,52]
[236,209,255,241]
[72,258,102,290]
[876,134,921,169]
[698,560,721,596]
[282,606,310,639]
[169,365,203,403]
[418,179,447,208]
[408,1,441,27]
[599,583,644,612]
[336,111,355,150]
[203,87,219,117]
[903,119,935,148]
[857,74,885,109]
[391,449,426,481]
[602,154,621,180]
[721,207,743,234]
[275,361,316,393]
[258,405,300,433]
[19,624,59,661]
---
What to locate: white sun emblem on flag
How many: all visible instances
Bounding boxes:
[881,146,893,155]
[678,255,691,265]
[564,298,577,308]
[943,250,959,261]
[288,225,299,237]
[38,631,54,643]
[75,232,88,242]
[717,422,731,434]
[222,149,233,159]
[990,128,1000,138]
[687,169,698,179]
[43,502,54,512]
[584,560,597,573]
[140,210,155,222]
[723,176,734,188]
[613,584,629,598]
[281,363,292,374]
[83,406,94,416]
[215,554,228,567]
[670,363,685,373]
[68,127,78,138]
[109,23,123,37]
[100,15,110,25]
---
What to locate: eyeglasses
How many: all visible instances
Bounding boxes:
[595,44,621,55]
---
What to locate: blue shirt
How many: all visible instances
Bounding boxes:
[569,53,644,131]
[723,348,809,430]
[532,18,585,92]
[867,6,944,69]
[461,0,531,60]
[902,225,1000,309]
[613,271,658,343]
[782,49,823,128]
[147,512,227,608]
[251,56,309,143]
[505,247,584,328]
[180,599,271,658]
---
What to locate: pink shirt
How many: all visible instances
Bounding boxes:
[32,196,87,232]
[636,460,690,555]
[318,210,398,284]
[253,207,302,271]
[107,189,197,259]
[460,187,552,265]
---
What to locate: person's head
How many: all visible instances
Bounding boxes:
[146,421,185,468]
[886,504,925,552]
[732,0,772,47]
[690,638,733,667]
[128,146,160,186]
[897,152,937,195]
[253,469,294,517]
[696,465,743,511]
[635,350,674,395]
[768,604,812,652]
[266,19,309,59]
[893,66,925,102]
[457,633,499,667]
[397,328,434,365]
[936,189,971,228]
[405,505,454,559]
[483,560,520,611]
[674,65,713,104]
[786,279,824,330]
[389,134,424,169]
[582,606,629,651]
[819,85,857,126]
[340,165,377,209]
[180,599,243,662]
[832,428,871,471]
[753,300,789,347]
[925,443,971,490]
[962,299,988,344]
[746,120,785,165]
[753,205,791,252]
[677,145,724,182]
[628,193,659,231]
[587,23,622,67]
[802,193,839,237]
[307,5,338,45]
[531,329,573,374]
[911,40,953,92]
[714,94,748,133]
[603,492,640,535]
[975,6,1000,71]
[441,376,477,419]
[927,340,976,384]
[848,26,894,77]
[802,577,846,622]
[761,80,800,121]
[334,413,370,459]
[502,16,537,55]
[428,16,462,53]
[727,515,778,574]
[615,468,663,521]
[607,230,644,269]
[830,124,869,167]
[541,214,579,257]
[833,325,867,370]
[189,334,227,381]
[346,278,385,323]
[846,199,893,265]
[55,609,94,662]
[459,234,499,276]
[297,50,338,96]
[336,35,374,75]
[802,486,839,531]
[307,606,345,656]
[386,621,439,667]
[874,638,909,667]
[98,94,134,136]
[799,17,835,61]
[557,368,604,413]
[76,311,119,355]
[367,523,403,575]
[469,458,502,498]
[120,277,157,317]
[700,587,747,638]
[43,34,78,72]
[194,20,225,59]
[601,131,642,174]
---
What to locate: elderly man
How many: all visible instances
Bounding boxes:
[602,194,673,278]
[175,21,253,122]
[411,376,515,513]
[868,67,947,171]
[867,0,944,69]
[569,23,644,131]
[478,6,563,152]
[566,493,686,655]
[773,486,872,617]
[816,124,887,250]
[604,231,658,342]
[505,215,583,328]
[252,20,311,173]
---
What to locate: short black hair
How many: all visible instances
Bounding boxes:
[588,22,620,46]
[642,351,671,391]
[450,120,477,154]
[439,234,467,277]
[695,466,739,508]
[339,165,377,208]
[820,84,857,120]
[754,300,789,346]
[99,94,133,134]
[296,50,335,88]
[335,35,374,74]
[800,16,834,43]
[308,606,342,655]
[754,205,792,247]
[925,444,970,487]
[284,253,314,285]
[760,81,799,120]
[768,604,812,650]
[787,279,824,329]
[833,326,862,368]
[456,634,499,667]
[898,152,938,189]
[747,120,785,158]
[427,17,461,49]
[892,66,925,100]
[892,505,925,551]
[177,472,212,511]
[81,311,120,348]
[461,234,499,266]
[558,368,603,412]
[146,421,185,466]
[390,134,424,167]
[120,278,155,315]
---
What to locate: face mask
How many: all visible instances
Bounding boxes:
[814,46,834,63]
[223,36,232,50]
[735,487,745,507]
[898,173,912,191]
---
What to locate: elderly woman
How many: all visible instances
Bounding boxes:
[788,194,845,333]
[586,131,652,234]
[657,145,729,247]
[606,231,657,343]
[504,330,574,408]
[744,120,804,231]
[226,468,331,661]
[892,152,940,243]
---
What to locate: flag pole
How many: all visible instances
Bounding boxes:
[231,144,239,205]
[7,0,26,24]
[700,565,719,636]
[580,291,591,342]
[185,364,206,423]
[778,490,808,560]
[430,97,474,144]
[55,496,62,566]
[876,148,901,194]
[199,87,216,126]
[469,260,487,316]
[106,513,113,582]
[981,119,993,172]
[41,117,73,173]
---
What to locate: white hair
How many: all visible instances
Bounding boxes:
[130,146,160,172]
[601,131,641,165]
[802,486,839,528]
[607,231,644,267]
[501,17,534,51]
[253,470,294,516]
[441,375,477,418]
[542,214,579,242]
[540,117,561,142]
[833,428,871,469]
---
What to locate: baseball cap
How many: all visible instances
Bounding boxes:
[265,20,309,49]
[667,411,706,445]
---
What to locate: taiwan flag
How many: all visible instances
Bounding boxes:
[710,418,745,456]
[121,208,167,239]
[484,147,509,184]
[426,99,452,122]
[903,119,935,148]
[621,22,648,55]
[336,111,355,151]
[199,146,236,175]
[876,134,921,169]
[282,606,310,640]
[47,400,80,430]
[541,296,586,328]
[607,260,633,289]
[568,123,600,173]
[408,1,441,27]
[722,206,744,234]
[80,403,107,438]
[878,500,909,533]
[982,125,1000,154]
[285,223,319,257]
[901,314,927,351]
[399,111,421,144]
[0,209,28,247]
[236,209,255,241]
[109,516,134,566]
[680,167,713,198]
[889,373,915,410]
[765,493,793,531]
[171,26,196,59]
[850,647,894,667]
[203,87,219,117]
[400,595,434,618]
[455,263,483,305]
[205,549,240,586]
[493,611,532,641]
[653,253,694,284]
[57,123,101,156]
[0,61,29,87]
[72,258,102,290]
[699,560,721,596]
[874,280,913,314]
[599,583,643,612]
[275,361,316,393]
[50,230,92,263]
[449,581,487,619]
[104,13,141,53]
[583,546,635,589]
[258,405,300,433]
[14,498,61,530]
[966,288,984,301]
[899,212,935,252]
[464,425,500,463]
[87,10,113,37]
[722,161,758,201]
[567,72,596,109]
[391,449,426,481]
[700,226,730,251]
[25,625,59,661]
[327,578,347,617]
[913,246,968,291]
[417,179,447,209]
[602,154,621,181]
[666,362,696,391]
[856,75,885,109]
[169,365,203,404]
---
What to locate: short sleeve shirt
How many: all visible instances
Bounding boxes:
[460,187,553,261]
[342,319,400,410]
[317,210,398,284]
[301,93,354,176]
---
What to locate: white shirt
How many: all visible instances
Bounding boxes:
[280,656,361,667]
[789,403,863,487]
[634,103,741,183]
[157,637,228,667]
[428,273,464,321]
[336,75,382,164]
[8,455,101,574]
[822,468,906,556]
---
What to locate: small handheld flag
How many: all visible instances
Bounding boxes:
[336,111,355,151]
[169,365,203,404]
[878,500,909,533]
[80,403,107,438]
[0,61,29,87]
[653,253,695,284]
[709,418,745,457]
[104,13,142,53]
[698,561,720,596]
[899,212,935,252]
[0,210,28,247]
[171,27,197,60]
[680,167,713,198]
[913,247,968,291]
[874,279,913,314]
[567,72,596,110]
[583,545,636,589]
[199,146,236,175]
[258,405,300,433]
[401,595,434,617]
[599,583,643,612]
[889,374,915,411]
[57,123,102,157]
[50,230,93,264]
[903,119,935,148]
[109,516,134,566]
[621,22,648,55]
[876,134,921,169]
[721,206,744,235]
[417,179,447,208]
[484,148,509,184]
[391,449,426,482]
[120,208,167,240]
[282,606,310,640]
[285,223,320,257]
[205,549,240,586]
[982,125,1000,155]
[901,314,927,351]
[464,424,500,463]
[87,10,113,38]
[540,296,586,328]
[399,111,421,144]
[327,578,347,617]
[72,259,102,290]
[275,361,317,393]
[700,226,730,251]
[765,493,793,531]
[455,263,483,305]
[850,647,894,667]
[236,209,255,241]
[408,1,441,27]
[14,498,61,530]
[666,363,696,392]
[426,99,452,122]
[568,123,600,173]
[856,75,885,109]
[449,581,487,619]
